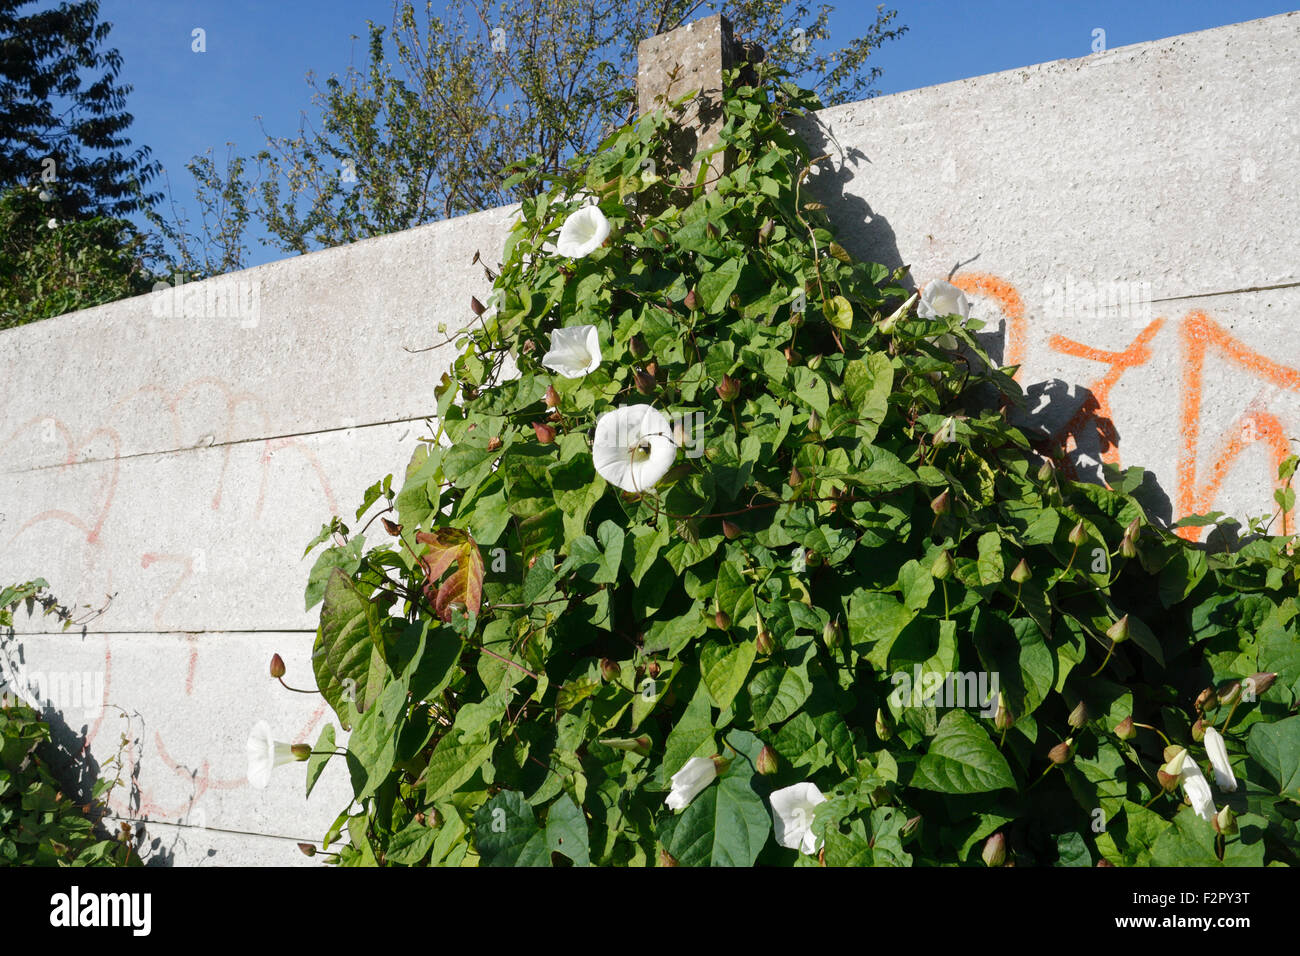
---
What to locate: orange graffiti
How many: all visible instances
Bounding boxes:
[1178,311,1300,540]
[1047,318,1166,474]
[947,275,1298,540]
[950,272,1028,377]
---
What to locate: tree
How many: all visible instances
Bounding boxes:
[0,184,157,328]
[175,0,905,268]
[0,0,160,221]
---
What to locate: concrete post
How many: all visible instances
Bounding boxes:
[636,14,741,188]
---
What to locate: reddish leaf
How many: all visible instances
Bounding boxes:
[417,528,484,621]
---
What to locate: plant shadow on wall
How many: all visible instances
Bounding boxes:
[0,582,176,866]
[793,119,1179,531]
[287,65,1300,867]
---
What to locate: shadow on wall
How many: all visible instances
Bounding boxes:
[791,113,1177,530]
[0,621,184,865]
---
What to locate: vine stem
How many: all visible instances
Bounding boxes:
[1132,722,1171,747]
[277,677,320,695]
[1089,641,1117,677]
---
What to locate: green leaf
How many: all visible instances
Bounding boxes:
[976,532,1005,586]
[475,790,549,866]
[700,639,757,712]
[662,772,771,866]
[304,537,364,611]
[825,294,853,329]
[423,735,495,802]
[1247,715,1300,798]
[385,818,439,865]
[748,665,811,728]
[313,569,384,730]
[910,709,1016,794]
[305,723,335,799]
[545,792,590,866]
[662,683,715,778]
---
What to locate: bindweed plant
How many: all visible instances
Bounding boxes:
[292,65,1300,866]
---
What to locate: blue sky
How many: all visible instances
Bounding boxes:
[72,0,1300,265]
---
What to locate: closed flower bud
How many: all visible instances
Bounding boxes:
[878,291,917,333]
[722,519,742,540]
[715,375,741,401]
[633,367,657,395]
[1068,520,1087,545]
[1162,746,1187,775]
[1106,615,1129,644]
[651,227,670,245]
[269,653,286,679]
[932,551,954,580]
[1217,680,1241,707]
[1068,701,1088,729]
[1037,460,1055,482]
[1247,671,1277,697]
[1195,687,1218,712]
[808,409,821,432]
[658,849,679,866]
[715,610,731,630]
[875,708,893,741]
[1010,557,1032,584]
[706,221,721,240]
[486,436,503,452]
[901,814,922,838]
[298,842,317,857]
[290,743,312,761]
[532,421,556,444]
[684,287,699,311]
[930,489,951,515]
[1191,717,1206,742]
[755,628,775,656]
[1048,738,1074,765]
[757,745,779,776]
[789,464,803,487]
[629,334,649,359]
[784,345,801,364]
[470,295,486,315]
[994,693,1014,732]
[982,832,1007,867]
[1157,767,1181,791]
[822,616,842,649]
[1119,534,1138,559]
[1114,716,1136,740]
[1213,805,1238,836]
[600,658,619,682]
[544,384,560,408]
[381,518,402,538]
[1097,858,1115,867]
[758,218,774,241]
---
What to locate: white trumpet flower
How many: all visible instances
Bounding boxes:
[592,404,677,493]
[1203,726,1238,792]
[665,756,716,811]
[541,324,602,378]
[246,721,296,790]
[553,204,610,258]
[1178,759,1217,823]
[918,279,969,349]
[769,781,828,855]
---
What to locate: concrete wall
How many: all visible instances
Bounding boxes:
[2,12,1297,864]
